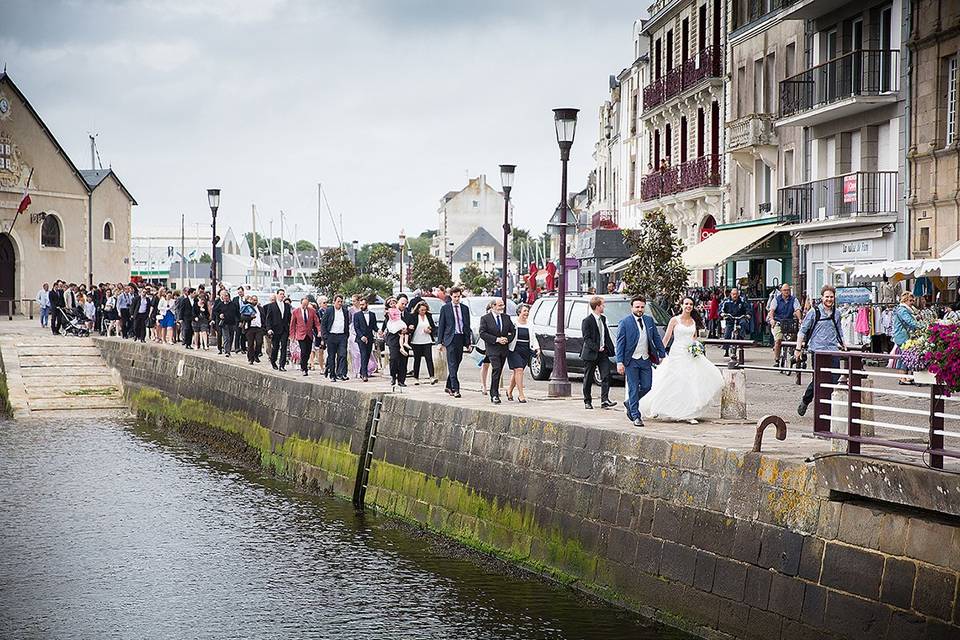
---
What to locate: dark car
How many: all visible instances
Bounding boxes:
[526,294,671,381]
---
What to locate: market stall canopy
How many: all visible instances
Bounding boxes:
[937,241,960,277]
[681,223,780,270]
[850,259,923,282]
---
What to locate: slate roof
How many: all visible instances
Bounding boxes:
[451,226,503,262]
[80,168,138,205]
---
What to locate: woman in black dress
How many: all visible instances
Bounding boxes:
[506,304,534,403]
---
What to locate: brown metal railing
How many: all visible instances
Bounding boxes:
[779,49,900,119]
[643,45,721,113]
[641,155,720,202]
[777,171,898,224]
[811,351,960,469]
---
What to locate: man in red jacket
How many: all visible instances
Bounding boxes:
[289,296,322,377]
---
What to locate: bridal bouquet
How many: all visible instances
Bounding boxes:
[688,341,706,358]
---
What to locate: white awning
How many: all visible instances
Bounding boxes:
[850,259,923,282]
[682,223,780,270]
[600,255,637,275]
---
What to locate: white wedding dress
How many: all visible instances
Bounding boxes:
[639,318,724,421]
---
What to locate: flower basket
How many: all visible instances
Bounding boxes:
[688,341,706,358]
[924,323,960,395]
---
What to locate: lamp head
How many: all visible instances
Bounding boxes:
[553,108,579,152]
[499,164,516,193]
[207,188,221,212]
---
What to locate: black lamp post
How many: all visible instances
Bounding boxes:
[398,229,406,293]
[499,164,516,304]
[548,108,578,398]
[352,239,359,269]
[207,188,221,292]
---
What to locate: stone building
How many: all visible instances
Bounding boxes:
[638,0,726,254]
[0,72,135,304]
[704,0,808,292]
[907,0,960,259]
[431,175,511,268]
[773,0,908,296]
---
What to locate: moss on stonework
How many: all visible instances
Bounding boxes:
[130,388,358,493]
[366,457,600,591]
[0,351,12,419]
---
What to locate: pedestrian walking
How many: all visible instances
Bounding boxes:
[264,288,292,371]
[243,295,264,364]
[615,296,667,428]
[193,296,211,350]
[891,291,920,385]
[322,294,350,381]
[36,283,50,327]
[796,285,846,416]
[214,289,239,358]
[290,297,322,377]
[580,296,617,409]
[409,301,437,383]
[478,298,515,405]
[437,287,471,398]
[506,303,534,403]
[384,296,411,386]
[352,297,379,382]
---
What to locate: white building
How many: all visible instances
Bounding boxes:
[432,174,512,267]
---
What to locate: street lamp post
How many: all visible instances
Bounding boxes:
[207,188,221,292]
[548,108,579,398]
[352,239,359,269]
[398,229,406,293]
[499,164,516,304]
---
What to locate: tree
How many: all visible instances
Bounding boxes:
[312,247,357,296]
[406,229,436,257]
[342,274,393,302]
[243,232,294,256]
[511,227,531,261]
[198,253,212,264]
[367,243,397,279]
[410,253,452,290]
[458,262,497,294]
[296,239,317,253]
[621,209,689,306]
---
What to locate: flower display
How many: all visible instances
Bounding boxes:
[688,341,706,358]
[924,323,960,395]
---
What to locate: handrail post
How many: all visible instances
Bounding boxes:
[812,352,830,434]
[848,353,861,455]
[929,385,945,469]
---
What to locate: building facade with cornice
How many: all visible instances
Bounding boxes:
[0,72,135,306]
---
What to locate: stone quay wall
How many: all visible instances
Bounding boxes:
[95,338,960,640]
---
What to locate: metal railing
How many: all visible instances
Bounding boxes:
[590,210,619,230]
[777,171,898,224]
[779,49,900,119]
[641,155,721,202]
[732,0,798,32]
[812,351,960,469]
[0,299,35,320]
[643,45,722,112]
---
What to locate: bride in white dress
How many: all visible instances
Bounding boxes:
[639,297,724,423]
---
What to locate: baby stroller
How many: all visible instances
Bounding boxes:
[57,307,90,337]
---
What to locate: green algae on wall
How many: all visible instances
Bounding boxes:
[130,388,359,496]
[0,349,11,419]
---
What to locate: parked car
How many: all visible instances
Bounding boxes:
[526,294,671,381]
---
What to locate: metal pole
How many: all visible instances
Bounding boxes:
[501,188,510,304]
[252,204,259,289]
[211,207,217,292]
[548,152,572,397]
[181,213,186,289]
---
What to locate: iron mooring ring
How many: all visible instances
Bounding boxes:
[753,415,787,453]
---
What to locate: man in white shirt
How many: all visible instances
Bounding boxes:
[615,296,667,427]
[36,283,50,328]
[265,288,292,371]
[580,296,617,409]
[322,294,350,381]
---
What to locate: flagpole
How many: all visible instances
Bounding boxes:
[7,168,34,234]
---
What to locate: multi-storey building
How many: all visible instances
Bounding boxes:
[907,0,960,262]
[637,0,726,259]
[708,0,808,295]
[431,174,511,269]
[773,0,908,296]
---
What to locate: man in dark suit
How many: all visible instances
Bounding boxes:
[289,296,322,376]
[615,295,667,427]
[352,297,379,381]
[177,288,194,349]
[264,288,292,371]
[581,296,618,410]
[49,281,65,336]
[321,294,350,381]
[436,287,471,398]
[213,289,238,356]
[478,298,515,404]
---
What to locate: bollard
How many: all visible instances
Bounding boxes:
[720,368,747,420]
[433,345,447,382]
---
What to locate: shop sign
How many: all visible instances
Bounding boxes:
[700,227,717,242]
[842,174,858,204]
[836,286,873,305]
[840,240,872,257]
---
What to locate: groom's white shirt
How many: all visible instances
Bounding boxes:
[631,315,649,360]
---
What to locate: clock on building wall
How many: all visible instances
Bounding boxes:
[0,96,9,119]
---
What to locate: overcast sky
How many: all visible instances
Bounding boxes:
[1,0,645,245]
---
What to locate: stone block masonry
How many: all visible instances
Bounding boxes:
[95,339,960,640]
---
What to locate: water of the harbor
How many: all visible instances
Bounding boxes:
[0,415,692,640]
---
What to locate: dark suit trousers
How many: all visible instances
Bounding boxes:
[246,327,263,363]
[358,338,374,379]
[445,334,465,392]
[326,333,347,378]
[181,318,193,346]
[134,313,148,342]
[298,338,313,373]
[411,343,434,378]
[119,308,131,338]
[270,330,289,367]
[488,349,507,399]
[386,334,407,384]
[220,324,236,356]
[582,355,612,403]
[51,307,61,335]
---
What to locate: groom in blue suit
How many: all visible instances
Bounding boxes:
[615,296,667,427]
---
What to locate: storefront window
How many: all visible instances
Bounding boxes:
[765,259,782,287]
[814,265,825,295]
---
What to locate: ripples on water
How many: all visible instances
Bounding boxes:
[0,416,690,639]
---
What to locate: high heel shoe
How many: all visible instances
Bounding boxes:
[506,391,514,401]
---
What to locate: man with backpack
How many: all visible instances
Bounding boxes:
[796,284,846,417]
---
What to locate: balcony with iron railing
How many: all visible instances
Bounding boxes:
[726,114,778,152]
[777,171,898,226]
[731,0,798,35]
[642,45,722,113]
[640,155,721,202]
[778,49,900,127]
[591,210,620,230]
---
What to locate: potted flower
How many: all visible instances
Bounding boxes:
[924,323,960,395]
[899,327,934,384]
